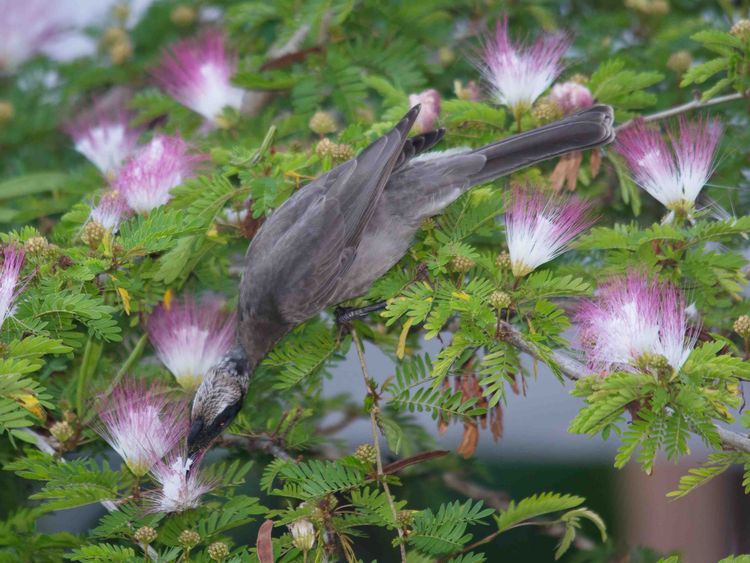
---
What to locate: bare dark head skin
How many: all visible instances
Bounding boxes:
[187,347,250,456]
[189,104,616,454]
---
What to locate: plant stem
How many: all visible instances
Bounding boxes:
[615,90,748,132]
[351,330,407,563]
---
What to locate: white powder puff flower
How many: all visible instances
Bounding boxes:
[505,187,593,277]
[477,16,571,115]
[95,379,187,477]
[65,106,140,176]
[147,295,236,391]
[154,30,244,124]
[615,117,722,213]
[148,450,214,513]
[115,134,201,213]
[576,273,698,373]
[0,246,25,329]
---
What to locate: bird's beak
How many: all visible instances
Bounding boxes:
[187,417,205,457]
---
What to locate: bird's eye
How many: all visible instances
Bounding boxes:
[213,404,239,430]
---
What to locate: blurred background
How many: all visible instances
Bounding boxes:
[2,0,750,561]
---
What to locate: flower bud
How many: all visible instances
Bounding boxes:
[734,315,750,339]
[0,101,14,124]
[178,529,200,549]
[354,443,377,464]
[101,26,127,47]
[112,3,130,23]
[288,518,316,552]
[451,256,475,273]
[50,420,74,444]
[81,221,106,249]
[207,541,229,561]
[550,81,593,114]
[309,111,337,135]
[316,138,334,158]
[667,51,692,74]
[134,526,157,545]
[110,38,133,65]
[731,19,750,41]
[408,89,441,133]
[170,5,196,27]
[454,80,480,101]
[438,47,455,66]
[396,510,416,529]
[489,290,511,310]
[495,251,511,269]
[24,236,49,256]
[532,98,563,123]
[331,142,354,161]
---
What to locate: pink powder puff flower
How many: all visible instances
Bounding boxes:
[95,380,188,477]
[0,246,25,330]
[408,89,441,133]
[0,0,66,72]
[550,81,593,114]
[477,16,571,114]
[148,295,236,391]
[65,107,140,176]
[115,134,201,214]
[154,30,244,124]
[615,117,722,212]
[505,187,593,277]
[88,191,130,233]
[147,449,215,513]
[576,273,697,373]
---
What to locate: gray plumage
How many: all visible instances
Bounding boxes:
[188,103,615,454]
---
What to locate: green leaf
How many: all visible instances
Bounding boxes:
[495,492,584,533]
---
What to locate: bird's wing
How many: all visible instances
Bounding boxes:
[267,106,420,324]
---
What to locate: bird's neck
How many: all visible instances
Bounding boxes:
[239,317,293,368]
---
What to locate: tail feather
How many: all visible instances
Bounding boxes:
[467,104,615,186]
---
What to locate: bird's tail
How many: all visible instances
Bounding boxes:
[467,104,615,186]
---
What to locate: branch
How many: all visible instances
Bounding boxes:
[352,330,408,563]
[217,433,294,461]
[496,321,750,454]
[614,90,748,132]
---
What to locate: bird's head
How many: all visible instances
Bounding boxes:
[188,346,251,456]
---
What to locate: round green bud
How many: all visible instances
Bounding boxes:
[532,98,563,123]
[667,51,692,74]
[134,526,157,545]
[489,290,511,310]
[354,443,377,464]
[331,143,355,161]
[731,19,750,41]
[734,315,750,339]
[315,138,334,158]
[50,420,74,444]
[178,529,200,549]
[495,251,511,269]
[309,111,337,135]
[170,5,196,27]
[451,255,475,273]
[24,236,49,255]
[81,221,106,248]
[207,541,229,561]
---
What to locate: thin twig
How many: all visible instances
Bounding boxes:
[351,330,407,563]
[496,321,750,454]
[615,90,748,132]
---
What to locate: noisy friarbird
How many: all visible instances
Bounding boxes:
[188,103,615,454]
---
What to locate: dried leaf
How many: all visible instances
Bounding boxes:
[456,421,479,459]
[257,519,275,563]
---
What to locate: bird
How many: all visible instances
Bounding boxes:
[187,103,615,454]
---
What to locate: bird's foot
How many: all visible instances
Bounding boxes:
[334,301,387,326]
